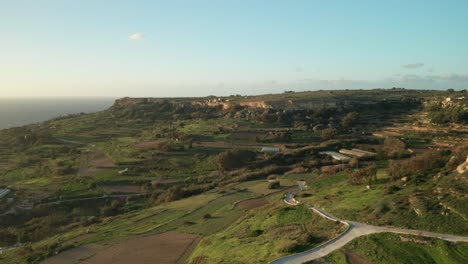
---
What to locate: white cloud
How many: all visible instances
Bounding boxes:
[402,63,424,69]
[128,33,145,40]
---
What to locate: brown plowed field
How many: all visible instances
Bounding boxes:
[42,232,199,264]
[90,151,115,168]
[82,232,199,264]
[236,197,268,210]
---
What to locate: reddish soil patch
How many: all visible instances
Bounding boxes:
[101,185,142,193]
[341,249,373,264]
[63,233,96,246]
[134,141,160,149]
[285,166,309,175]
[154,178,183,184]
[81,232,199,264]
[78,167,102,176]
[42,244,104,264]
[90,151,115,168]
[372,131,402,137]
[236,197,268,210]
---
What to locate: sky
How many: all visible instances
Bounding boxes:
[1,0,467,97]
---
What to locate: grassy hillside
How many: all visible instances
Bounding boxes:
[0,89,466,263]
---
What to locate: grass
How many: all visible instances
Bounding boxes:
[0,89,465,263]
[189,197,346,264]
[323,233,468,264]
[1,186,259,261]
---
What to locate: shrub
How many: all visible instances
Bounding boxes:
[383,137,407,158]
[321,128,337,140]
[217,150,256,171]
[267,181,280,189]
[388,150,449,181]
[346,163,377,185]
[340,112,359,128]
[386,185,401,194]
[250,229,264,237]
[278,241,300,253]
[203,213,211,219]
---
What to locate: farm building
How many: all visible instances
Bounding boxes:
[0,189,11,199]
[260,147,280,153]
[319,151,351,161]
[339,148,376,158]
[352,148,376,156]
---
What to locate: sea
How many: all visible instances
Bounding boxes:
[0,97,116,130]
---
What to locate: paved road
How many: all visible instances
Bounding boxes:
[271,192,468,264]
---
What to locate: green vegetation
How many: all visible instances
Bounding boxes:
[325,233,468,264]
[0,89,466,263]
[189,201,346,263]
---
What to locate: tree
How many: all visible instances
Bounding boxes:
[382,137,406,157]
[268,181,280,189]
[321,128,337,140]
[340,112,359,128]
[217,150,256,171]
[346,163,377,185]
[388,150,449,181]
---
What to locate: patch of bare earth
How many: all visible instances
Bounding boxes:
[372,131,402,137]
[236,197,268,210]
[341,249,373,264]
[78,167,102,176]
[155,178,183,184]
[90,151,115,168]
[134,141,160,149]
[41,244,104,264]
[101,185,142,193]
[81,232,199,264]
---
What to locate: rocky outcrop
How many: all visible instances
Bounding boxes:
[456,156,468,174]
[191,99,272,110]
[113,97,167,106]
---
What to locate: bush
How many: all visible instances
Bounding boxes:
[321,128,337,140]
[267,174,278,180]
[386,185,401,194]
[346,163,377,185]
[267,181,280,189]
[0,229,18,246]
[250,229,264,237]
[278,241,300,253]
[217,150,256,171]
[388,150,449,181]
[340,112,359,128]
[383,137,406,158]
[203,213,211,219]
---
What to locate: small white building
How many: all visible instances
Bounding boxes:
[0,189,11,199]
[319,151,351,161]
[260,147,280,153]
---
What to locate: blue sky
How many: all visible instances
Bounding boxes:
[1,0,467,97]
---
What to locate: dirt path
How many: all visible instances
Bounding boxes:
[272,192,468,264]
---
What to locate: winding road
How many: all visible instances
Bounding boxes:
[272,192,468,264]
